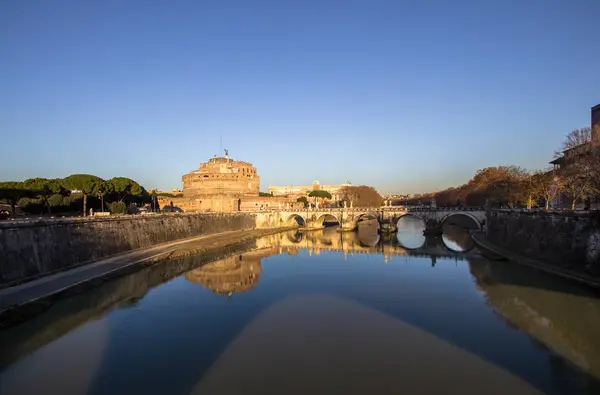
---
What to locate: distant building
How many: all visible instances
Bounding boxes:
[269,181,353,201]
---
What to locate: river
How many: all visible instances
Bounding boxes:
[1,217,599,395]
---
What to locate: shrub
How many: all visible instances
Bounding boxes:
[108,201,126,214]
[48,194,66,207]
[18,197,45,214]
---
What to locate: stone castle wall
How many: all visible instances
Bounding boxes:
[182,172,260,198]
[157,195,303,213]
[487,210,600,274]
[182,157,260,198]
[0,213,257,285]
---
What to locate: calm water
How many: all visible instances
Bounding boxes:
[1,218,600,395]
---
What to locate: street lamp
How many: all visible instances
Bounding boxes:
[97,190,104,212]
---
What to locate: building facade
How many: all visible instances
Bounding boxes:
[550,104,600,209]
[182,155,260,198]
[592,103,600,131]
[157,154,302,212]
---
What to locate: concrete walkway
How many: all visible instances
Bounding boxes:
[0,228,283,314]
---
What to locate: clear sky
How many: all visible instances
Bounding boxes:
[1,0,599,194]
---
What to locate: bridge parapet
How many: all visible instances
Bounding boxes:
[406,206,485,212]
[252,206,488,230]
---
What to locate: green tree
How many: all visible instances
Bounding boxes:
[0,182,35,218]
[104,177,144,203]
[296,196,308,207]
[308,190,332,207]
[22,178,65,215]
[259,191,273,197]
[308,190,332,199]
[63,174,104,216]
[107,201,126,214]
[47,193,66,208]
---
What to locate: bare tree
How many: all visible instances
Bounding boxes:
[525,171,546,208]
[530,169,562,210]
[554,126,593,157]
[339,186,382,208]
[560,164,592,209]
[555,126,600,200]
[589,125,600,194]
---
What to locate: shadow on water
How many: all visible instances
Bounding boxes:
[1,224,600,395]
[0,239,259,371]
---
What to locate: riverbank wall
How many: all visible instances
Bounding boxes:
[0,213,267,286]
[487,210,600,275]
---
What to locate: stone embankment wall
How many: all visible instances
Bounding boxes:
[487,210,600,274]
[0,213,257,285]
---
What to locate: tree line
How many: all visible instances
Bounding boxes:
[295,186,383,208]
[401,126,600,209]
[0,174,154,217]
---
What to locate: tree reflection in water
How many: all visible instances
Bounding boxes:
[468,257,600,384]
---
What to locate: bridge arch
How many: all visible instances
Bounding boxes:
[315,213,340,227]
[285,214,306,227]
[439,212,481,230]
[394,213,426,228]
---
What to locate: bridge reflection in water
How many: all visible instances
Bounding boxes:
[1,226,600,395]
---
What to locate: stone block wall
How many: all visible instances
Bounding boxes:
[487,210,600,273]
[0,213,256,285]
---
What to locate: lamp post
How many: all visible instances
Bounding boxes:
[98,190,104,212]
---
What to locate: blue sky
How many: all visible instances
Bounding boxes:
[1,0,598,194]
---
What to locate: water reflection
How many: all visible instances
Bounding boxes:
[357,220,380,247]
[442,224,475,252]
[0,240,258,371]
[396,215,426,249]
[469,259,600,383]
[185,250,267,294]
[1,227,600,395]
[274,226,472,262]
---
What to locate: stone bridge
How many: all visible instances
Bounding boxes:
[254,206,487,231]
